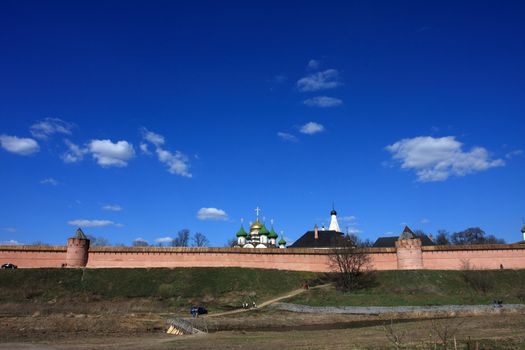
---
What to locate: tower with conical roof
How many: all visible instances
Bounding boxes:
[395,225,423,269]
[328,205,341,232]
[65,228,90,267]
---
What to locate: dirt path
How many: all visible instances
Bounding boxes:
[206,284,331,318]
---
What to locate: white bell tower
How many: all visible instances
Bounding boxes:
[328,205,341,232]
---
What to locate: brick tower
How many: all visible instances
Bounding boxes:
[66,228,90,267]
[395,226,423,270]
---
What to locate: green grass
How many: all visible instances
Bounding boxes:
[0,268,315,309]
[289,269,525,306]
[2,268,525,309]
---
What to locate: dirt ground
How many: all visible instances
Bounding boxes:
[1,309,524,349]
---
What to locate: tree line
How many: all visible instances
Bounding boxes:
[415,227,506,245]
[133,229,209,247]
[28,229,210,247]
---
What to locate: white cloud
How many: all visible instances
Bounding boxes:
[0,239,23,245]
[40,178,59,186]
[421,218,430,224]
[142,129,192,177]
[303,96,343,107]
[386,136,504,182]
[0,135,39,155]
[505,149,523,159]
[142,128,165,147]
[340,216,357,222]
[102,204,122,212]
[62,139,87,163]
[132,237,149,245]
[346,227,361,234]
[67,219,118,227]
[297,69,342,92]
[277,132,298,142]
[88,139,135,167]
[30,117,74,139]
[1,227,17,233]
[156,148,192,177]
[139,143,150,154]
[155,237,173,244]
[197,207,228,220]
[307,59,320,70]
[300,122,325,135]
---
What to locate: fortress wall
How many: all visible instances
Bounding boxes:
[368,251,398,270]
[85,249,398,272]
[0,246,66,268]
[422,246,525,270]
[1,244,524,271]
[86,249,333,272]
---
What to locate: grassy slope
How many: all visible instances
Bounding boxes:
[0,268,315,310]
[1,268,524,309]
[289,270,525,306]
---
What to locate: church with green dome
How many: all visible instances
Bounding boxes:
[235,207,286,248]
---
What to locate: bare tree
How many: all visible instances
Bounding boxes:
[383,319,406,350]
[87,235,110,247]
[451,227,505,245]
[328,235,372,290]
[31,241,50,246]
[224,238,237,247]
[430,318,464,350]
[436,229,450,245]
[172,229,190,247]
[192,232,209,247]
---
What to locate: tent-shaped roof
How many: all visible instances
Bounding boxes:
[399,226,415,240]
[74,228,88,240]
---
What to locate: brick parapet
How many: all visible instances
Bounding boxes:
[1,243,524,271]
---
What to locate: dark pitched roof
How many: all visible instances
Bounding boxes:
[74,228,87,240]
[372,236,398,248]
[373,233,435,248]
[399,226,415,240]
[289,230,344,248]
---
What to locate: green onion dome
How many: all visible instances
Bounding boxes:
[236,225,248,237]
[278,236,287,245]
[268,225,278,239]
[259,224,269,236]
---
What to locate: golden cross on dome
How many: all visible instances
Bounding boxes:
[254,206,261,218]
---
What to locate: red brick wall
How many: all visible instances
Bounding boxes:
[1,244,524,271]
[422,246,525,270]
[0,246,67,268]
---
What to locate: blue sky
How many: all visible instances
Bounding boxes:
[1,1,524,246]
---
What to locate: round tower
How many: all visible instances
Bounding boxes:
[395,226,423,270]
[66,228,90,267]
